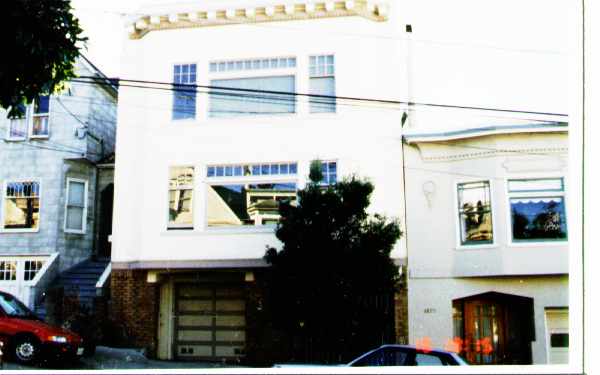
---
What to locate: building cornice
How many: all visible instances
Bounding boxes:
[403,122,568,144]
[128,1,389,39]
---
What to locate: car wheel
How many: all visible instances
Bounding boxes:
[13,336,39,365]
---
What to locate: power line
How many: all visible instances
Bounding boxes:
[72,7,567,56]
[74,76,569,117]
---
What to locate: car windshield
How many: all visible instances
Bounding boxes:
[0,294,35,318]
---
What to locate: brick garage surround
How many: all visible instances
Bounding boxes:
[110,269,159,357]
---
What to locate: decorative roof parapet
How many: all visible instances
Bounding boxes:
[127,0,390,39]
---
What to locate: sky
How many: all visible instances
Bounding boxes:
[70,0,571,114]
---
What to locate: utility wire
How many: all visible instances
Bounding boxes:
[74,76,569,117]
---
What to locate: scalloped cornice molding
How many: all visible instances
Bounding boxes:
[128,1,389,39]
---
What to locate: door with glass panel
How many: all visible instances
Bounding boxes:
[174,283,246,361]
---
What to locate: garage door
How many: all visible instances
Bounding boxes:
[174,283,246,361]
[545,309,568,364]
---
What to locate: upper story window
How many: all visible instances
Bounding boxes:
[209,56,296,118]
[31,96,50,137]
[319,161,337,185]
[309,55,336,113]
[457,181,493,246]
[172,64,197,120]
[3,181,40,231]
[7,104,27,140]
[508,178,567,242]
[206,162,297,178]
[206,162,298,227]
[64,178,88,234]
[210,57,296,73]
[168,167,194,229]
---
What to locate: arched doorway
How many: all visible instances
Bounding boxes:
[452,292,534,365]
[98,184,114,259]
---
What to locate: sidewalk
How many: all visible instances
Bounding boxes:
[2,346,245,370]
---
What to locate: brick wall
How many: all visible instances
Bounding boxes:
[109,269,159,357]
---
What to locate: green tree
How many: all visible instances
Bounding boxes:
[264,160,402,363]
[2,1,86,117]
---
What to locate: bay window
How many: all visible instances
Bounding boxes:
[457,181,493,245]
[508,178,567,242]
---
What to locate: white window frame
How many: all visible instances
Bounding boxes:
[308,54,336,114]
[0,260,18,282]
[203,162,299,231]
[208,56,298,120]
[504,175,568,246]
[453,179,498,250]
[63,178,88,234]
[5,97,51,141]
[5,106,30,141]
[29,96,51,139]
[167,166,195,230]
[171,62,198,122]
[1,179,42,233]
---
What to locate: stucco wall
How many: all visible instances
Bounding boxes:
[408,275,569,364]
[404,132,569,278]
[112,9,408,265]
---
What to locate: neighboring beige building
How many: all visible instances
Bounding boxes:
[403,108,570,365]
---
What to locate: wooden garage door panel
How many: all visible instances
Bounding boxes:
[216,299,244,311]
[216,330,246,341]
[178,329,213,341]
[179,300,212,312]
[215,315,245,327]
[179,315,213,326]
[177,345,212,357]
[175,283,246,361]
[178,285,212,298]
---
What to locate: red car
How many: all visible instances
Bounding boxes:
[0,291,84,365]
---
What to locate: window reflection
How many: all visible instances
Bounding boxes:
[207,183,296,227]
[457,181,493,245]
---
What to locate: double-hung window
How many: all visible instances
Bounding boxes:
[31,96,50,137]
[168,167,195,229]
[309,55,336,113]
[206,162,298,227]
[6,96,50,140]
[3,181,40,231]
[507,178,567,242]
[457,181,493,245]
[7,104,28,140]
[209,57,297,118]
[172,64,197,120]
[64,178,88,233]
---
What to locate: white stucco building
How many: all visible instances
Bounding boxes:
[110,0,409,364]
